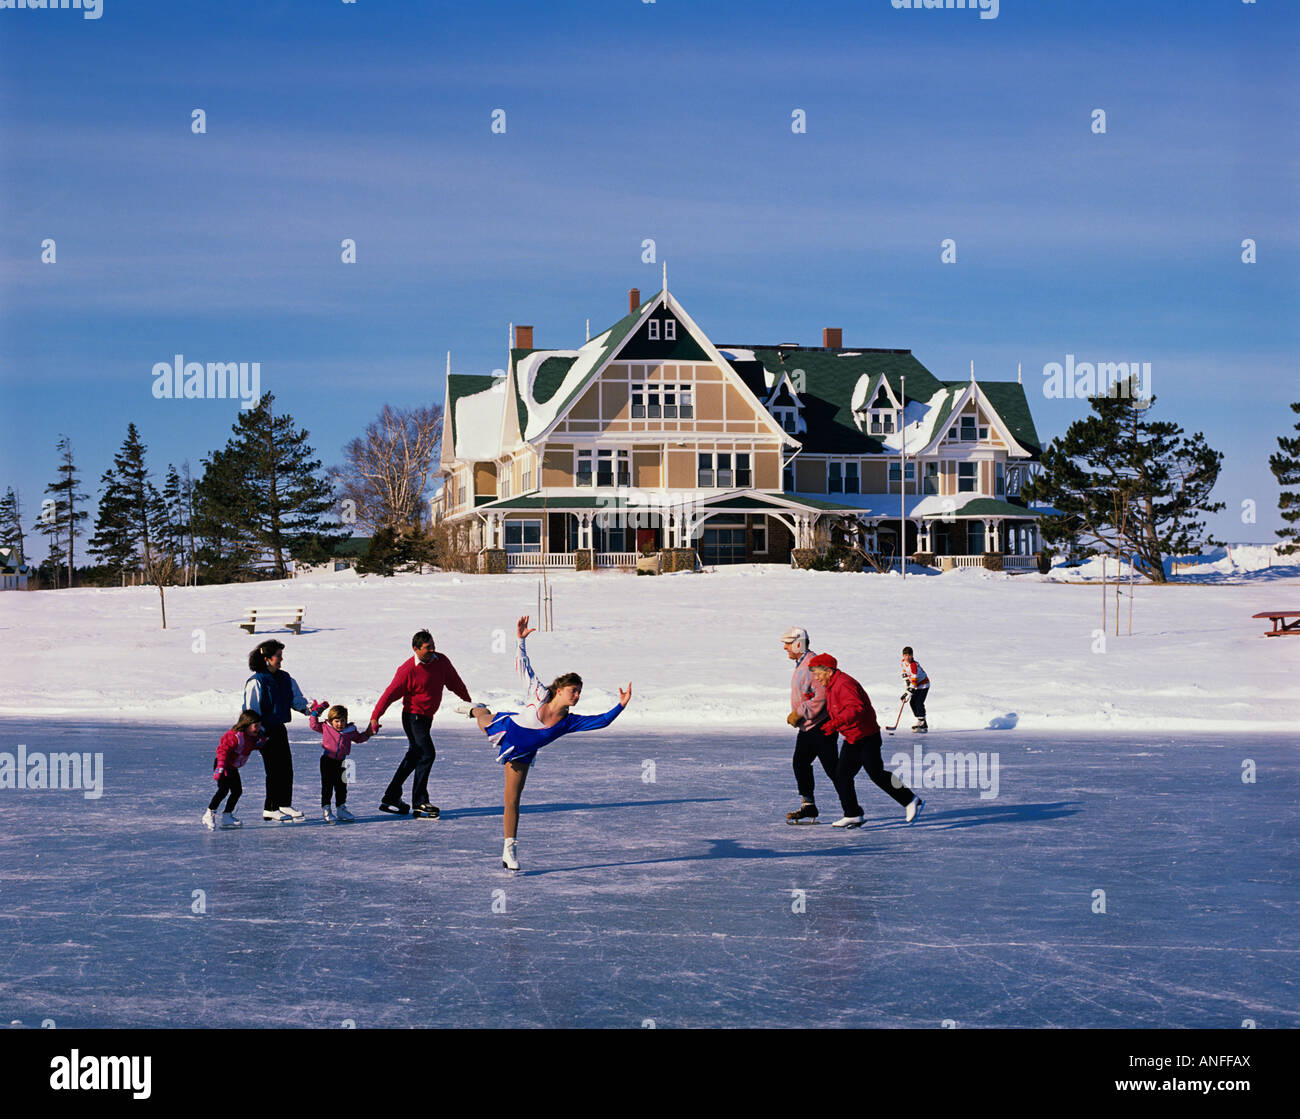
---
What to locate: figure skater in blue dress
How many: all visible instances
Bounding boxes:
[467,616,631,870]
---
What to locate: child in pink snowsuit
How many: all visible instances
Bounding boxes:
[308,702,376,823]
[204,710,267,829]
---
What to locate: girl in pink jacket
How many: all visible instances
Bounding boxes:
[203,710,267,830]
[308,703,377,824]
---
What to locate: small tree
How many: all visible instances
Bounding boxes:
[0,487,26,565]
[1269,401,1300,555]
[40,436,89,589]
[1023,378,1223,583]
[141,549,181,629]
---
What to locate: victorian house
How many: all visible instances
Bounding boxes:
[434,284,1046,572]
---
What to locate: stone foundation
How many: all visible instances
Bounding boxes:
[480,548,507,575]
[791,549,820,570]
[982,552,1004,572]
[574,549,595,572]
[660,548,699,573]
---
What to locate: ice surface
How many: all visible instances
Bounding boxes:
[0,719,1294,1029]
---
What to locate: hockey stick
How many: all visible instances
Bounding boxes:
[885,697,907,734]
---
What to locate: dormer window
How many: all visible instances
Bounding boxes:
[664,320,676,341]
[648,320,660,341]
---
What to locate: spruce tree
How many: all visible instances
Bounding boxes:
[90,424,168,580]
[196,394,345,579]
[1268,401,1300,555]
[40,436,89,589]
[0,487,26,565]
[1022,377,1223,583]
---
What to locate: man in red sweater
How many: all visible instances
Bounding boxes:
[370,629,474,818]
[808,653,923,828]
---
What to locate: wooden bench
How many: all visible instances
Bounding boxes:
[240,606,305,636]
[1251,611,1300,637]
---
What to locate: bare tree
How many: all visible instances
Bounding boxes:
[332,404,443,533]
[141,549,181,629]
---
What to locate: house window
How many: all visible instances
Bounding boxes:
[960,415,977,441]
[501,474,512,500]
[504,520,541,554]
[774,407,797,433]
[958,462,977,492]
[648,320,660,341]
[664,320,676,341]
[995,461,1004,497]
[923,461,939,494]
[751,519,767,554]
[869,411,896,435]
[698,452,750,488]
[828,461,859,494]
[633,383,692,420]
[967,520,985,554]
[522,466,533,493]
[593,449,630,487]
[1006,464,1022,497]
[888,462,917,484]
[783,461,795,492]
[576,450,593,487]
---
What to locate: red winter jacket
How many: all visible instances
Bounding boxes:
[370,653,472,725]
[214,728,266,778]
[820,669,881,744]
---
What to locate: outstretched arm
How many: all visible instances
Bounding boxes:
[515,616,548,704]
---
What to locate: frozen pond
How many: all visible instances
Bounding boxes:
[0,718,1295,1028]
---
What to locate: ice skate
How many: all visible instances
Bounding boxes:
[262,807,292,822]
[378,800,410,815]
[334,805,355,822]
[201,808,216,830]
[279,805,305,820]
[831,815,865,828]
[502,838,519,871]
[786,802,820,824]
[412,803,440,819]
[323,806,337,825]
[220,811,242,829]
[912,721,928,733]
[906,797,925,825]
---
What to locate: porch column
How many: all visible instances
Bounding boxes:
[990,519,1001,553]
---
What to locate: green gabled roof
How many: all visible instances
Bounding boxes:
[737,348,945,454]
[974,381,1042,457]
[446,372,504,459]
[761,492,868,511]
[510,294,660,442]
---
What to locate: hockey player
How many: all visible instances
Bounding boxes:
[900,646,930,733]
[780,626,836,824]
[808,653,923,828]
[465,616,631,871]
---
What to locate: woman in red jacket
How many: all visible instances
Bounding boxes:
[808,653,924,828]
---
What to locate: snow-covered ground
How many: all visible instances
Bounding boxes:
[2,555,1297,733]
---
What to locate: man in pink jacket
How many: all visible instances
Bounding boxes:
[781,626,837,824]
[809,653,924,828]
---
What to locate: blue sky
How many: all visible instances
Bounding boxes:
[1,0,1297,544]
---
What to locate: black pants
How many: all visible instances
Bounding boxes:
[833,732,915,817]
[384,713,436,806]
[260,722,294,812]
[321,756,348,807]
[208,765,242,813]
[909,687,929,721]
[792,726,838,801]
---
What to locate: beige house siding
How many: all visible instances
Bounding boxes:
[542,445,573,488]
[633,448,661,488]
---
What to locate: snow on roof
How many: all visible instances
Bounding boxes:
[880,388,951,452]
[518,342,601,441]
[719,347,757,363]
[454,378,508,460]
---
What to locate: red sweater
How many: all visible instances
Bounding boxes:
[370,654,472,724]
[821,669,881,744]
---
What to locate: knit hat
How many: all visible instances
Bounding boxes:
[808,653,837,671]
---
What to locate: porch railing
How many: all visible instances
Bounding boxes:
[505,552,576,570]
[595,552,639,568]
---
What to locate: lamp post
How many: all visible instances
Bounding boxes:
[899,374,906,579]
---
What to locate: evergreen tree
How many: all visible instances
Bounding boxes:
[0,487,26,565]
[355,525,413,577]
[195,394,345,579]
[89,424,168,580]
[40,436,89,589]
[1269,401,1300,555]
[1023,377,1223,583]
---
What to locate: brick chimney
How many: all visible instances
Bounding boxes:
[515,325,533,350]
[629,288,641,313]
[823,327,842,349]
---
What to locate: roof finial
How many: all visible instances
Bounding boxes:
[446,350,451,376]
[970,360,975,382]
[586,318,590,342]
[1017,362,1022,385]
[662,259,668,295]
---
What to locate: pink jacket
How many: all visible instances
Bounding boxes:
[215,728,266,778]
[309,714,375,760]
[790,651,828,731]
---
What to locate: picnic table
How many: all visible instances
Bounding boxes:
[1251,611,1300,637]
